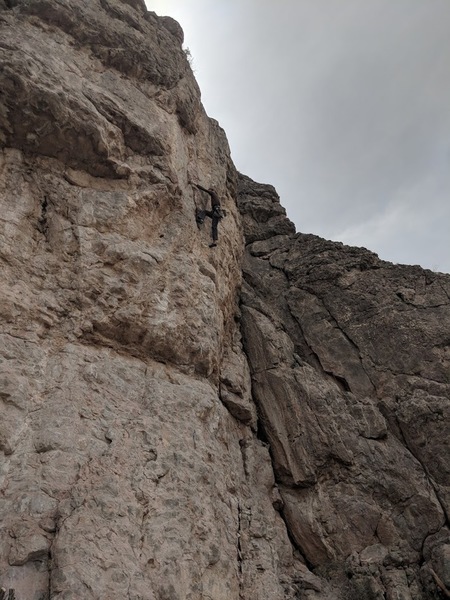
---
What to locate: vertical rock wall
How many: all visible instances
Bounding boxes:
[0,2,307,598]
[0,2,449,599]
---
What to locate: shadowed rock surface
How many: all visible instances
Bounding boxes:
[238,174,450,599]
[0,1,449,599]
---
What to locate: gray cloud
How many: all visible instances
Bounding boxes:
[148,0,450,272]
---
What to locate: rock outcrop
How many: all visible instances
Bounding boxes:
[0,2,449,599]
[238,174,450,599]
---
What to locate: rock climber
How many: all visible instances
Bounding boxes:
[191,182,224,247]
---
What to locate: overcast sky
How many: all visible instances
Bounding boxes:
[148,1,450,273]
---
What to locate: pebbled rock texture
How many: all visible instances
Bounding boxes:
[0,2,449,599]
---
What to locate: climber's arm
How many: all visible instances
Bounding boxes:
[192,183,209,194]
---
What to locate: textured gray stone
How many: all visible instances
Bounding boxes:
[239,174,450,598]
[0,2,449,599]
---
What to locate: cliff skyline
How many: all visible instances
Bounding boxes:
[149,0,450,274]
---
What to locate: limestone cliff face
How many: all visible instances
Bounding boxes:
[0,2,449,599]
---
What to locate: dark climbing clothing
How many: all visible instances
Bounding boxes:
[194,184,221,210]
[193,183,223,243]
[197,208,220,241]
